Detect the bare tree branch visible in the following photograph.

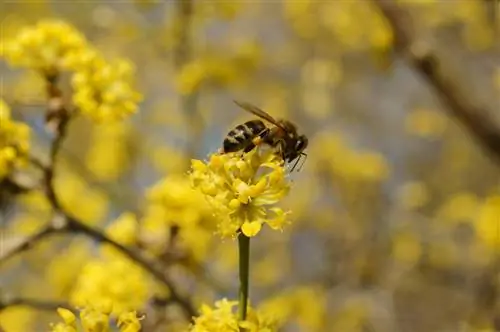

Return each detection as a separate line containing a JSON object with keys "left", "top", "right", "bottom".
{"left": 0, "top": 225, "right": 58, "bottom": 264}
{"left": 1, "top": 70, "right": 197, "bottom": 320}
{"left": 372, "top": 0, "right": 500, "bottom": 163}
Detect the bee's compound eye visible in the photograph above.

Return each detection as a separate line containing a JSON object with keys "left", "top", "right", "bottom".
{"left": 295, "top": 136, "right": 308, "bottom": 152}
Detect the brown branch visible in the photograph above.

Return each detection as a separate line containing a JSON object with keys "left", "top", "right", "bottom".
{"left": 0, "top": 225, "right": 59, "bottom": 264}
{"left": 66, "top": 218, "right": 196, "bottom": 318}
{"left": 1, "top": 69, "right": 197, "bottom": 319}
{"left": 372, "top": 0, "right": 500, "bottom": 163}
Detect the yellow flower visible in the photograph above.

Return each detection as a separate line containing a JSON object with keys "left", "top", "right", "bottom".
{"left": 80, "top": 306, "right": 111, "bottom": 332}
{"left": 0, "top": 99, "right": 31, "bottom": 179}
{"left": 189, "top": 298, "right": 279, "bottom": 332}
{"left": 70, "top": 255, "right": 151, "bottom": 315}
{"left": 50, "top": 308, "right": 77, "bottom": 332}
{"left": 117, "top": 311, "right": 143, "bottom": 332}
{"left": 49, "top": 306, "right": 142, "bottom": 332}
{"left": 140, "top": 175, "right": 217, "bottom": 261}
{"left": 71, "top": 49, "right": 143, "bottom": 122}
{"left": 1, "top": 20, "right": 88, "bottom": 71}
{"left": 190, "top": 148, "right": 292, "bottom": 238}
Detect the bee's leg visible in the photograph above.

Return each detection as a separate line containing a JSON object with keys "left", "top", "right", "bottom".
{"left": 249, "top": 128, "right": 270, "bottom": 148}
{"left": 243, "top": 142, "right": 256, "bottom": 153}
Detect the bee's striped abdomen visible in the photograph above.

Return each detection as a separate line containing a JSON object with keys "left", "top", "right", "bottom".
{"left": 223, "top": 120, "right": 266, "bottom": 153}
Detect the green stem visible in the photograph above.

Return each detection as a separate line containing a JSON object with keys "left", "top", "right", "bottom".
{"left": 238, "top": 233, "right": 250, "bottom": 323}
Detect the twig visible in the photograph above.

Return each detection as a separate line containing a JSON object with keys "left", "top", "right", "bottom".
{"left": 372, "top": 0, "right": 500, "bottom": 163}
{"left": 3, "top": 69, "right": 198, "bottom": 319}
{"left": 0, "top": 225, "right": 59, "bottom": 264}
{"left": 65, "top": 218, "right": 196, "bottom": 318}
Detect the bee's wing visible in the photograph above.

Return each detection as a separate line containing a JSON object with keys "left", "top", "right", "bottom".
{"left": 233, "top": 100, "right": 286, "bottom": 130}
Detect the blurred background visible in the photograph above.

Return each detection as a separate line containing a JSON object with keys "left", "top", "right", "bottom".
{"left": 0, "top": 0, "right": 499, "bottom": 331}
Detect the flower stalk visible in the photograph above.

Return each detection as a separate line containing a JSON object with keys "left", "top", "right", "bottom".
{"left": 238, "top": 232, "right": 250, "bottom": 323}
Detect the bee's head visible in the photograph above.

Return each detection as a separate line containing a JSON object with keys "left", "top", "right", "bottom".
{"left": 295, "top": 135, "right": 308, "bottom": 154}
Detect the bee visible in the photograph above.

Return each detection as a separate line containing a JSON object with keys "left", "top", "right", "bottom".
{"left": 221, "top": 100, "right": 308, "bottom": 171}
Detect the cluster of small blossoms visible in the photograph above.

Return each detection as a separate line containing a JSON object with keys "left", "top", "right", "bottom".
{"left": 140, "top": 176, "right": 217, "bottom": 262}
{"left": 1, "top": 20, "right": 142, "bottom": 123}
{"left": 50, "top": 305, "right": 142, "bottom": 332}
{"left": 189, "top": 298, "right": 279, "bottom": 332}
{"left": 69, "top": 49, "right": 143, "bottom": 122}
{"left": 189, "top": 148, "right": 291, "bottom": 238}
{"left": 0, "top": 20, "right": 87, "bottom": 72}
{"left": 0, "top": 99, "right": 31, "bottom": 179}
{"left": 70, "top": 213, "right": 151, "bottom": 315}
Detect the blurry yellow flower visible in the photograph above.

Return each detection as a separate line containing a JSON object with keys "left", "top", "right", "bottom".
{"left": 436, "top": 192, "right": 479, "bottom": 224}
{"left": 105, "top": 212, "right": 138, "bottom": 247}
{"left": 117, "top": 311, "right": 143, "bottom": 332}
{"left": 405, "top": 107, "right": 448, "bottom": 139}
{"left": 1, "top": 20, "right": 88, "bottom": 71}
{"left": 140, "top": 175, "right": 216, "bottom": 261}
{"left": 259, "top": 286, "right": 327, "bottom": 331}
{"left": 392, "top": 230, "right": 422, "bottom": 264}
{"left": 85, "top": 122, "right": 131, "bottom": 181}
{"left": 0, "top": 306, "right": 36, "bottom": 332}
{"left": 50, "top": 305, "right": 142, "bottom": 332}
{"left": 70, "top": 255, "right": 150, "bottom": 315}
{"left": 189, "top": 298, "right": 279, "bottom": 332}
{"left": 55, "top": 170, "right": 109, "bottom": 225}
{"left": 80, "top": 305, "right": 111, "bottom": 332}
{"left": 397, "top": 181, "right": 429, "bottom": 210}
{"left": 71, "top": 49, "right": 143, "bottom": 122}
{"left": 0, "top": 99, "right": 31, "bottom": 179}
{"left": 190, "top": 148, "right": 291, "bottom": 238}
{"left": 475, "top": 195, "right": 500, "bottom": 249}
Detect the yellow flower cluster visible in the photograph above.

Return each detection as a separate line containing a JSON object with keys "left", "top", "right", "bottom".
{"left": 189, "top": 298, "right": 279, "bottom": 332}
{"left": 283, "top": 1, "right": 392, "bottom": 50}
{"left": 190, "top": 148, "right": 291, "bottom": 238}
{"left": 0, "top": 99, "right": 30, "bottom": 179}
{"left": 311, "top": 133, "right": 390, "bottom": 182}
{"left": 1, "top": 20, "right": 87, "bottom": 72}
{"left": 176, "top": 42, "right": 261, "bottom": 94}
{"left": 70, "top": 49, "right": 143, "bottom": 122}
{"left": 258, "top": 286, "right": 327, "bottom": 331}
{"left": 1, "top": 19, "right": 142, "bottom": 123}
{"left": 70, "top": 214, "right": 149, "bottom": 315}
{"left": 140, "top": 176, "right": 217, "bottom": 262}
{"left": 50, "top": 306, "right": 142, "bottom": 332}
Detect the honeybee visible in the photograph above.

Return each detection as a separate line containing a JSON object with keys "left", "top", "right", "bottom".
{"left": 221, "top": 100, "right": 308, "bottom": 171}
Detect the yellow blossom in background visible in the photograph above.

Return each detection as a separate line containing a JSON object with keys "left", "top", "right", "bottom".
{"left": 397, "top": 181, "right": 430, "bottom": 210}
{"left": 85, "top": 122, "right": 132, "bottom": 181}
{"left": 259, "top": 286, "right": 327, "bottom": 331}
{"left": 50, "top": 305, "right": 142, "bottom": 332}
{"left": 435, "top": 192, "right": 479, "bottom": 224}
{"left": 105, "top": 212, "right": 139, "bottom": 247}
{"left": 140, "top": 176, "right": 216, "bottom": 261}
{"left": 475, "top": 195, "right": 500, "bottom": 250}
{"left": 392, "top": 230, "right": 422, "bottom": 264}
{"left": 71, "top": 49, "right": 143, "bottom": 122}
{"left": 189, "top": 298, "right": 279, "bottom": 332}
{"left": 55, "top": 169, "right": 109, "bottom": 225}
{"left": 70, "top": 255, "right": 151, "bottom": 316}
{"left": 0, "top": 99, "right": 31, "bottom": 179}
{"left": 405, "top": 107, "right": 448, "bottom": 139}
{"left": 0, "top": 306, "right": 36, "bottom": 332}
{"left": 176, "top": 42, "right": 260, "bottom": 94}
{"left": 46, "top": 240, "right": 91, "bottom": 296}
{"left": 190, "top": 148, "right": 292, "bottom": 238}
{"left": 1, "top": 20, "right": 88, "bottom": 72}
